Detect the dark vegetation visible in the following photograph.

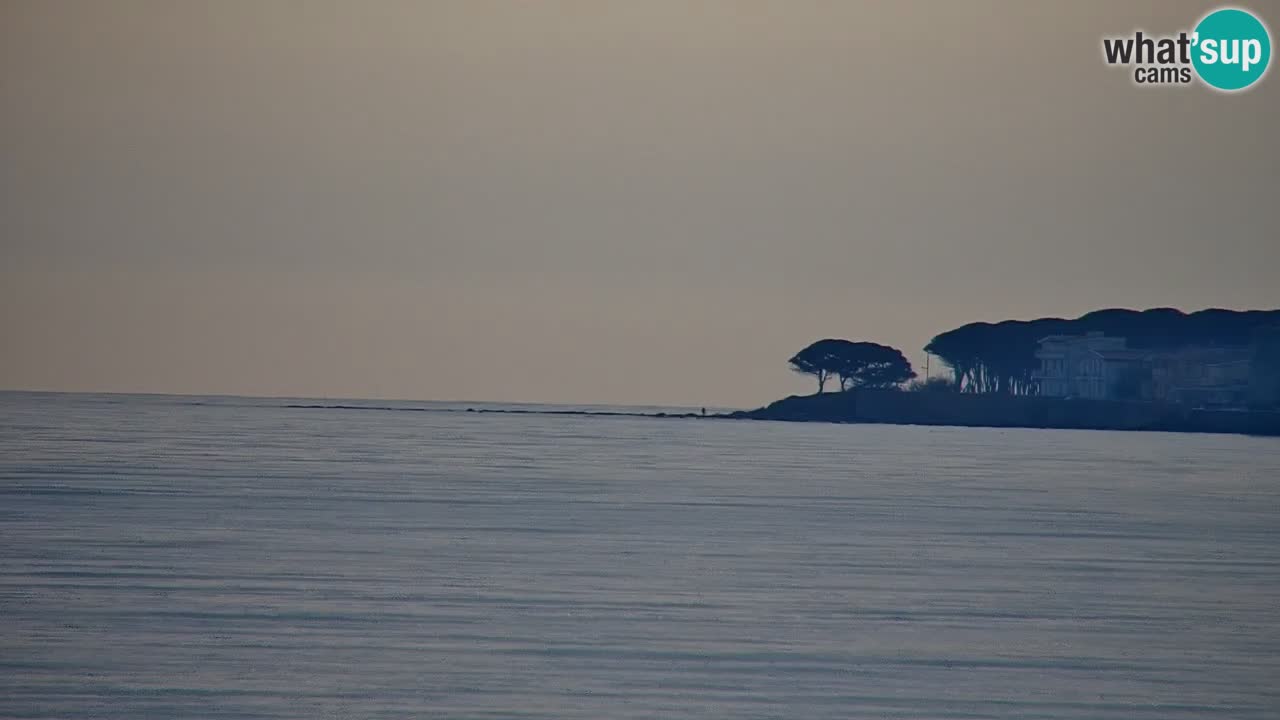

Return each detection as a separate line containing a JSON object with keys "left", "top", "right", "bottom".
{"left": 905, "top": 376, "right": 957, "bottom": 394}
{"left": 923, "top": 308, "right": 1280, "bottom": 395}
{"left": 785, "top": 308, "right": 1280, "bottom": 411}
{"left": 788, "top": 339, "right": 916, "bottom": 393}
{"left": 760, "top": 309, "right": 1280, "bottom": 434}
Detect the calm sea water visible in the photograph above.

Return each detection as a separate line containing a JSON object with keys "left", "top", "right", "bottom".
{"left": 2, "top": 391, "right": 1279, "bottom": 719}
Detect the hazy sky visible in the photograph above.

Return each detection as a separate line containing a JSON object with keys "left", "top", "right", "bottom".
{"left": 2, "top": 1, "right": 1277, "bottom": 406}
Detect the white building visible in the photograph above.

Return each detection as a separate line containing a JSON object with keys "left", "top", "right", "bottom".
{"left": 1149, "top": 347, "right": 1252, "bottom": 407}
{"left": 1033, "top": 333, "right": 1144, "bottom": 400}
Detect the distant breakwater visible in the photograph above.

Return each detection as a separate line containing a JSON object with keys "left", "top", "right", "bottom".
{"left": 283, "top": 403, "right": 711, "bottom": 419}
{"left": 282, "top": 395, "right": 1280, "bottom": 436}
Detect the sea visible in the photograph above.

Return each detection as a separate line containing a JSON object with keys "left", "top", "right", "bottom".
{"left": 2, "top": 391, "right": 1278, "bottom": 719}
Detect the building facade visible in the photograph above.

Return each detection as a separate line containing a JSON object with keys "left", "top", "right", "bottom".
{"left": 1034, "top": 333, "right": 1137, "bottom": 399}
{"left": 1035, "top": 334, "right": 1254, "bottom": 406}
{"left": 1148, "top": 347, "right": 1252, "bottom": 407}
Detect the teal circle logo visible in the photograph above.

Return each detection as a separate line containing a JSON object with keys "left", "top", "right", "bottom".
{"left": 1192, "top": 8, "right": 1271, "bottom": 91}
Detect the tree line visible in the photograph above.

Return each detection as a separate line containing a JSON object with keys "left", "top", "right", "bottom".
{"left": 787, "top": 308, "right": 1280, "bottom": 397}
{"left": 924, "top": 308, "right": 1280, "bottom": 394}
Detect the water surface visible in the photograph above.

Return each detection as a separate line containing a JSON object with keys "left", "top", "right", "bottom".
{"left": 2, "top": 392, "right": 1278, "bottom": 718}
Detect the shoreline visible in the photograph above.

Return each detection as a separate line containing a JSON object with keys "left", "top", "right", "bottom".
{"left": 281, "top": 396, "right": 1280, "bottom": 437}
{"left": 728, "top": 389, "right": 1280, "bottom": 437}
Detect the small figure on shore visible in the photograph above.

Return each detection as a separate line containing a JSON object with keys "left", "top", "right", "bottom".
{"left": 701, "top": 407, "right": 707, "bottom": 417}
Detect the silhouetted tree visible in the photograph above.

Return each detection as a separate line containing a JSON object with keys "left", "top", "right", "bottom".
{"left": 833, "top": 342, "right": 917, "bottom": 390}
{"left": 790, "top": 339, "right": 916, "bottom": 393}
{"left": 789, "top": 339, "right": 845, "bottom": 393}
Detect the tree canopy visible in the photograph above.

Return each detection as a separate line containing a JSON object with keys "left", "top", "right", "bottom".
{"left": 924, "top": 308, "right": 1280, "bottom": 395}
{"left": 789, "top": 339, "right": 916, "bottom": 393}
